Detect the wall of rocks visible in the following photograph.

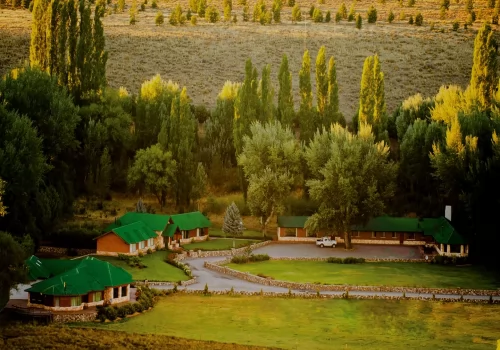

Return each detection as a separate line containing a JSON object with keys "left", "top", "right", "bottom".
{"left": 204, "top": 261, "right": 500, "bottom": 296}
{"left": 177, "top": 289, "right": 500, "bottom": 304}
{"left": 53, "top": 311, "right": 97, "bottom": 323}
{"left": 177, "top": 240, "right": 274, "bottom": 260}
{"left": 38, "top": 246, "right": 96, "bottom": 256}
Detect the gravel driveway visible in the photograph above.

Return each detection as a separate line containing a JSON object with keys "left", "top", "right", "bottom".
{"left": 252, "top": 243, "right": 422, "bottom": 259}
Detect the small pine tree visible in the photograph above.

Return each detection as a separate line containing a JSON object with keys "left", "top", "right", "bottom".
{"left": 230, "top": 286, "right": 235, "bottom": 295}
{"left": 197, "top": 0, "right": 206, "bottom": 17}
{"left": 465, "top": 0, "right": 473, "bottom": 12}
{"left": 173, "top": 284, "right": 178, "bottom": 293}
{"left": 355, "top": 13, "right": 362, "bottom": 28}
{"left": 309, "top": 4, "right": 315, "bottom": 17}
{"left": 452, "top": 20, "right": 459, "bottom": 31}
{"left": 191, "top": 15, "right": 197, "bottom": 24}
{"left": 130, "top": 0, "right": 137, "bottom": 24}
{"left": 136, "top": 198, "right": 148, "bottom": 212}
{"left": 388, "top": 9, "right": 394, "bottom": 23}
{"left": 288, "top": 0, "right": 295, "bottom": 6}
{"left": 222, "top": 202, "right": 245, "bottom": 246}
{"left": 206, "top": 5, "right": 220, "bottom": 23}
{"left": 204, "top": 283, "right": 210, "bottom": 296}
{"left": 325, "top": 10, "right": 331, "bottom": 22}
{"left": 272, "top": 0, "right": 281, "bottom": 23}
{"left": 415, "top": 12, "right": 423, "bottom": 25}
{"left": 224, "top": 4, "right": 231, "bottom": 21}
{"left": 367, "top": 5, "right": 377, "bottom": 23}
{"left": 312, "top": 8, "right": 323, "bottom": 22}
{"left": 488, "top": 295, "right": 493, "bottom": 304}
{"left": 288, "top": 288, "right": 293, "bottom": 297}
{"left": 335, "top": 11, "right": 342, "bottom": 22}
{"left": 408, "top": 15, "right": 413, "bottom": 24}
{"left": 292, "top": 4, "right": 302, "bottom": 22}
{"left": 402, "top": 291, "right": 406, "bottom": 298}
{"left": 118, "top": 0, "right": 125, "bottom": 12}
{"left": 441, "top": 0, "right": 450, "bottom": 9}
{"left": 260, "top": 288, "right": 264, "bottom": 296}
{"left": 140, "top": 3, "right": 145, "bottom": 11}
{"left": 348, "top": 4, "right": 355, "bottom": 21}
{"left": 407, "top": 0, "right": 415, "bottom": 6}
{"left": 186, "top": 8, "right": 192, "bottom": 20}
{"left": 151, "top": 0, "right": 157, "bottom": 8}
{"left": 155, "top": 11, "right": 164, "bottom": 25}
{"left": 339, "top": 2, "right": 347, "bottom": 18}
{"left": 243, "top": 4, "right": 250, "bottom": 21}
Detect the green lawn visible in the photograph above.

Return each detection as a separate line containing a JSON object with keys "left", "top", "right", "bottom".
{"left": 86, "top": 295, "right": 500, "bottom": 350}
{"left": 182, "top": 238, "right": 258, "bottom": 251}
{"left": 209, "top": 228, "right": 268, "bottom": 239}
{"left": 226, "top": 261, "right": 500, "bottom": 290}
{"left": 95, "top": 251, "right": 189, "bottom": 282}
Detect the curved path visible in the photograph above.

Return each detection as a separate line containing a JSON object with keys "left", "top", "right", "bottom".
{"left": 154, "top": 256, "right": 500, "bottom": 302}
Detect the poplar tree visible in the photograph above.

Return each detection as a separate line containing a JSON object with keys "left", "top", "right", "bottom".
{"left": 30, "top": 0, "right": 49, "bottom": 69}
{"left": 326, "top": 56, "right": 344, "bottom": 127}
{"left": 67, "top": 0, "right": 78, "bottom": 92}
{"left": 57, "top": 1, "right": 68, "bottom": 86}
{"left": 299, "top": 50, "right": 315, "bottom": 142}
{"left": 260, "top": 64, "right": 274, "bottom": 122}
{"left": 358, "top": 56, "right": 374, "bottom": 126}
{"left": 315, "top": 46, "right": 328, "bottom": 117}
{"left": 92, "top": 0, "right": 108, "bottom": 94}
{"left": 277, "top": 54, "right": 294, "bottom": 127}
{"left": 470, "top": 22, "right": 498, "bottom": 108}
{"left": 373, "top": 55, "right": 387, "bottom": 137}
{"left": 47, "top": 0, "right": 60, "bottom": 75}
{"left": 76, "top": 0, "right": 92, "bottom": 100}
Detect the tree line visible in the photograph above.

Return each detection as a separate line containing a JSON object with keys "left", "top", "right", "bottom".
{"left": 0, "top": 1, "right": 498, "bottom": 268}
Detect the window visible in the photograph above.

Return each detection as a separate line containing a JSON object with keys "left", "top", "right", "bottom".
{"left": 139, "top": 241, "right": 145, "bottom": 249}
{"left": 148, "top": 238, "right": 154, "bottom": 247}
{"left": 71, "top": 296, "right": 82, "bottom": 307}
{"left": 407, "top": 233, "right": 415, "bottom": 240}
{"left": 199, "top": 228, "right": 205, "bottom": 237}
{"left": 392, "top": 232, "right": 397, "bottom": 239}
{"left": 352, "top": 231, "right": 359, "bottom": 237}
{"left": 54, "top": 297, "right": 59, "bottom": 307}
{"left": 182, "top": 231, "right": 189, "bottom": 239}
{"left": 113, "top": 287, "right": 119, "bottom": 298}
{"left": 94, "top": 291, "right": 102, "bottom": 302}
{"left": 122, "top": 286, "right": 128, "bottom": 297}
{"left": 130, "top": 244, "right": 137, "bottom": 253}
{"left": 372, "top": 232, "right": 377, "bottom": 238}
{"left": 381, "top": 232, "right": 386, "bottom": 238}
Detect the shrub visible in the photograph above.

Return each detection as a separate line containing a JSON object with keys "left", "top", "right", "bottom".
{"left": 155, "top": 11, "right": 164, "bottom": 25}
{"left": 309, "top": 5, "right": 315, "bottom": 18}
{"left": 231, "top": 255, "right": 249, "bottom": 264}
{"left": 203, "top": 283, "right": 210, "bottom": 296}
{"left": 452, "top": 20, "right": 459, "bottom": 31}
{"left": 134, "top": 302, "right": 144, "bottom": 313}
{"left": 138, "top": 251, "right": 144, "bottom": 258}
{"left": 287, "top": 0, "right": 295, "bottom": 6}
{"left": 327, "top": 257, "right": 343, "bottom": 263}
{"left": 117, "top": 253, "right": 128, "bottom": 261}
{"left": 106, "top": 307, "right": 118, "bottom": 321}
{"left": 147, "top": 248, "right": 154, "bottom": 254}
{"left": 355, "top": 13, "right": 362, "bottom": 29}
{"left": 232, "top": 14, "right": 238, "bottom": 23}
{"left": 312, "top": 8, "right": 323, "bottom": 22}
{"left": 493, "top": 11, "right": 499, "bottom": 25}
{"left": 407, "top": 0, "right": 415, "bottom": 6}
{"left": 151, "top": 0, "right": 157, "bottom": 8}
{"left": 116, "top": 306, "right": 127, "bottom": 318}
{"left": 191, "top": 15, "right": 197, "bottom": 25}
{"left": 367, "top": 5, "right": 377, "bottom": 23}
{"left": 338, "top": 2, "right": 347, "bottom": 18}
{"left": 327, "top": 257, "right": 365, "bottom": 264}
{"left": 348, "top": 5, "right": 355, "bottom": 21}
{"left": 140, "top": 3, "right": 145, "bottom": 11}
{"left": 325, "top": 10, "right": 331, "bottom": 22}
{"left": 388, "top": 9, "right": 394, "bottom": 22}
{"left": 399, "top": 11, "right": 405, "bottom": 20}
{"left": 186, "top": 9, "right": 192, "bottom": 20}
{"left": 292, "top": 4, "right": 302, "bottom": 22}
{"left": 414, "top": 12, "right": 423, "bottom": 25}
{"left": 249, "top": 254, "right": 270, "bottom": 262}
{"left": 408, "top": 15, "right": 413, "bottom": 24}
{"left": 335, "top": 11, "right": 342, "bottom": 22}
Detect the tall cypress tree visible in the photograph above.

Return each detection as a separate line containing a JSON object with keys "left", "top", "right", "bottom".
{"left": 92, "top": 0, "right": 108, "bottom": 94}
{"left": 67, "top": 0, "right": 78, "bottom": 93}
{"left": 76, "top": 0, "right": 93, "bottom": 101}
{"left": 47, "top": 0, "right": 60, "bottom": 75}
{"left": 260, "top": 64, "right": 274, "bottom": 122}
{"left": 57, "top": 1, "right": 68, "bottom": 86}
{"left": 358, "top": 56, "right": 374, "bottom": 127}
{"left": 277, "top": 54, "right": 294, "bottom": 127}
{"left": 30, "top": 0, "right": 49, "bottom": 69}
{"left": 299, "top": 49, "right": 315, "bottom": 142}
{"left": 326, "top": 56, "right": 343, "bottom": 127}
{"left": 470, "top": 22, "right": 498, "bottom": 108}
{"left": 315, "top": 46, "right": 328, "bottom": 117}
{"left": 373, "top": 55, "right": 387, "bottom": 139}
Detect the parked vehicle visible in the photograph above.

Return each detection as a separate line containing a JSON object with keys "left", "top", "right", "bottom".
{"left": 316, "top": 236, "right": 337, "bottom": 248}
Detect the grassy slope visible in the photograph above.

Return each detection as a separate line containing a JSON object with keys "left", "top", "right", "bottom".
{"left": 85, "top": 295, "right": 500, "bottom": 350}
{"left": 227, "top": 261, "right": 500, "bottom": 289}
{"left": 0, "top": 323, "right": 276, "bottom": 350}
{"left": 182, "top": 238, "right": 258, "bottom": 251}
{"left": 96, "top": 251, "right": 189, "bottom": 282}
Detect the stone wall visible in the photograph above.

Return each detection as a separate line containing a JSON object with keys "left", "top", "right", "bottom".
{"left": 96, "top": 245, "right": 157, "bottom": 257}
{"left": 28, "top": 302, "right": 84, "bottom": 312}
{"left": 177, "top": 289, "right": 500, "bottom": 304}
{"left": 212, "top": 256, "right": 427, "bottom": 263}
{"left": 179, "top": 235, "right": 209, "bottom": 244}
{"left": 277, "top": 237, "right": 318, "bottom": 242}
{"left": 176, "top": 240, "right": 273, "bottom": 261}
{"left": 38, "top": 246, "right": 96, "bottom": 256}
{"left": 53, "top": 311, "right": 97, "bottom": 323}
{"left": 204, "top": 261, "right": 500, "bottom": 296}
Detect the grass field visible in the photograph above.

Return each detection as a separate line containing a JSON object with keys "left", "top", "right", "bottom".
{"left": 0, "top": 3, "right": 486, "bottom": 119}
{"left": 0, "top": 323, "right": 276, "bottom": 350}
{"left": 182, "top": 238, "right": 258, "bottom": 250}
{"left": 226, "top": 260, "right": 500, "bottom": 289}
{"left": 83, "top": 294, "right": 500, "bottom": 350}
{"left": 95, "top": 251, "right": 189, "bottom": 282}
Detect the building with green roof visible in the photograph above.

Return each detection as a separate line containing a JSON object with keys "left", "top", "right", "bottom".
{"left": 98, "top": 211, "right": 212, "bottom": 254}
{"left": 25, "top": 256, "right": 133, "bottom": 311}
{"left": 277, "top": 214, "right": 469, "bottom": 256}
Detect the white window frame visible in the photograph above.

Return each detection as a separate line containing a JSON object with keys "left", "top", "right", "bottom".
{"left": 372, "top": 232, "right": 377, "bottom": 238}
{"left": 148, "top": 238, "right": 154, "bottom": 247}
{"left": 54, "top": 296, "right": 59, "bottom": 307}
{"left": 139, "top": 241, "right": 145, "bottom": 249}
{"left": 381, "top": 232, "right": 386, "bottom": 238}
{"left": 392, "top": 232, "right": 397, "bottom": 239}
{"left": 407, "top": 233, "right": 415, "bottom": 240}
{"left": 130, "top": 244, "right": 137, "bottom": 253}
{"left": 71, "top": 296, "right": 82, "bottom": 307}
{"left": 94, "top": 291, "right": 102, "bottom": 302}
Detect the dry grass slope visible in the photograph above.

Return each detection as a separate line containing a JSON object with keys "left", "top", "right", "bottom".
{"left": 1, "top": 0, "right": 493, "bottom": 118}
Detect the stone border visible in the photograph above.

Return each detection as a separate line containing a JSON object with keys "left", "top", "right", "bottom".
{"left": 176, "top": 240, "right": 273, "bottom": 260}
{"left": 204, "top": 260, "right": 500, "bottom": 296}
{"left": 52, "top": 311, "right": 97, "bottom": 323}
{"left": 177, "top": 289, "right": 500, "bottom": 304}
{"left": 39, "top": 246, "right": 96, "bottom": 256}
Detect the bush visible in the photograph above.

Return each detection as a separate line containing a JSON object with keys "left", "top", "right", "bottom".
{"left": 335, "top": 11, "right": 342, "bottom": 22}
{"left": 191, "top": 15, "right": 197, "bottom": 25}
{"left": 367, "top": 5, "right": 377, "bottom": 23}
{"left": 388, "top": 10, "right": 394, "bottom": 23}
{"left": 134, "top": 302, "right": 144, "bottom": 313}
{"left": 414, "top": 12, "right": 423, "bottom": 25}
{"left": 151, "top": 0, "right": 157, "bottom": 8}
{"left": 138, "top": 251, "right": 144, "bottom": 258}
{"left": 249, "top": 254, "right": 270, "bottom": 262}
{"left": 116, "top": 306, "right": 127, "bottom": 318}
{"left": 287, "top": 0, "right": 294, "bottom": 6}
{"left": 355, "top": 13, "right": 362, "bottom": 29}
{"left": 140, "top": 3, "right": 145, "bottom": 11}
{"left": 408, "top": 15, "right": 413, "bottom": 24}
{"left": 325, "top": 10, "right": 331, "bottom": 22}
{"left": 312, "top": 8, "right": 323, "bottom": 22}
{"left": 292, "top": 4, "right": 302, "bottom": 22}
{"left": 106, "top": 307, "right": 118, "bottom": 321}
{"left": 452, "top": 20, "right": 459, "bottom": 31}
{"left": 327, "top": 257, "right": 365, "bottom": 264}
{"left": 326, "top": 257, "right": 343, "bottom": 263}
{"left": 407, "top": 0, "right": 415, "bottom": 6}
{"left": 231, "top": 255, "right": 249, "bottom": 264}
{"left": 206, "top": 5, "right": 220, "bottom": 23}
{"left": 309, "top": 5, "right": 315, "bottom": 18}
{"left": 191, "top": 104, "right": 211, "bottom": 124}
{"left": 155, "top": 11, "right": 164, "bottom": 25}
{"left": 147, "top": 248, "right": 153, "bottom": 254}
{"left": 164, "top": 257, "right": 192, "bottom": 277}
{"left": 431, "top": 255, "right": 468, "bottom": 265}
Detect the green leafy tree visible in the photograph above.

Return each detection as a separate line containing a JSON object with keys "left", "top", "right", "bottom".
{"left": 470, "top": 22, "right": 498, "bottom": 108}
{"left": 304, "top": 124, "right": 397, "bottom": 249}
{"left": 238, "top": 121, "right": 302, "bottom": 235}
{"left": 128, "top": 144, "right": 177, "bottom": 209}
{"left": 277, "top": 54, "right": 295, "bottom": 127}
{"left": 191, "top": 163, "right": 208, "bottom": 211}
{"left": 326, "top": 56, "right": 345, "bottom": 127}
{"left": 299, "top": 50, "right": 315, "bottom": 142}
{"left": 222, "top": 202, "right": 245, "bottom": 246}
{"left": 316, "top": 46, "right": 328, "bottom": 116}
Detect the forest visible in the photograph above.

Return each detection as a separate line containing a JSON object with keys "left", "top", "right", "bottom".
{"left": 0, "top": 0, "right": 499, "bottom": 278}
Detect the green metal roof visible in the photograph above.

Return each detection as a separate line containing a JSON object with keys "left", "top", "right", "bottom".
{"left": 351, "top": 216, "right": 422, "bottom": 233}
{"left": 108, "top": 212, "right": 171, "bottom": 232}
{"left": 109, "top": 221, "right": 157, "bottom": 244}
{"left": 420, "top": 217, "right": 466, "bottom": 244}
{"left": 170, "top": 212, "right": 211, "bottom": 231}
{"left": 277, "top": 216, "right": 310, "bottom": 228}
{"left": 26, "top": 257, "right": 132, "bottom": 296}
{"left": 25, "top": 256, "right": 82, "bottom": 281}
{"left": 163, "top": 223, "right": 179, "bottom": 237}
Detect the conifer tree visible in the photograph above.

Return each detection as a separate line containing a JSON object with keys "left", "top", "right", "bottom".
{"left": 299, "top": 50, "right": 315, "bottom": 142}
{"left": 373, "top": 55, "right": 386, "bottom": 131}
{"left": 47, "top": 0, "right": 60, "bottom": 75}
{"left": 136, "top": 197, "right": 148, "bottom": 213}
{"left": 57, "top": 1, "right": 68, "bottom": 85}
{"left": 326, "top": 56, "right": 344, "bottom": 126}
{"left": 67, "top": 0, "right": 78, "bottom": 91}
{"left": 92, "top": 0, "right": 108, "bottom": 94}
{"left": 358, "top": 56, "right": 374, "bottom": 127}
{"left": 30, "top": 0, "right": 49, "bottom": 69}
{"left": 277, "top": 54, "right": 294, "bottom": 127}
{"left": 76, "top": 0, "right": 93, "bottom": 100}
{"left": 315, "top": 46, "right": 328, "bottom": 117}
{"left": 260, "top": 64, "right": 274, "bottom": 122}
{"left": 222, "top": 202, "right": 245, "bottom": 246}
{"left": 470, "top": 22, "right": 498, "bottom": 108}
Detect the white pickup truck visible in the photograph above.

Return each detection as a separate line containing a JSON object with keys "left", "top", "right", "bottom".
{"left": 316, "top": 236, "right": 337, "bottom": 248}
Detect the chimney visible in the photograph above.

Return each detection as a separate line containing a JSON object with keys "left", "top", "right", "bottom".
{"left": 445, "top": 206, "right": 452, "bottom": 221}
